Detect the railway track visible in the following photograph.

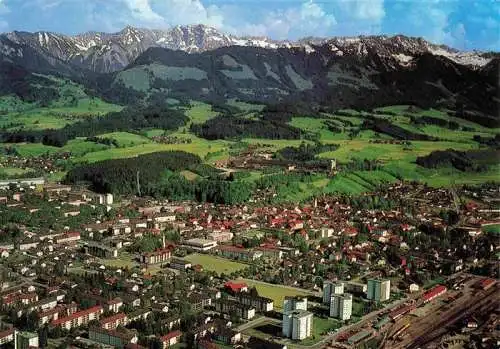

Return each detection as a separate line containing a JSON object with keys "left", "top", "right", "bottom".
{"left": 383, "top": 286, "right": 498, "bottom": 349}
{"left": 403, "top": 287, "right": 498, "bottom": 349}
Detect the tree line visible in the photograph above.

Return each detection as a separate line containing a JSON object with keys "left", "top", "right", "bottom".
{"left": 64, "top": 151, "right": 253, "bottom": 204}
{"left": 1, "top": 104, "right": 188, "bottom": 147}
{"left": 190, "top": 115, "right": 302, "bottom": 140}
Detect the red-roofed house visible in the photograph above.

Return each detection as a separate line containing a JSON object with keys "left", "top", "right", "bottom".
{"left": 0, "top": 328, "right": 14, "bottom": 345}
{"left": 52, "top": 306, "right": 103, "bottom": 330}
{"left": 100, "top": 312, "right": 128, "bottom": 330}
{"left": 141, "top": 248, "right": 171, "bottom": 265}
{"left": 159, "top": 330, "right": 182, "bottom": 348}
{"left": 2, "top": 292, "right": 38, "bottom": 306}
{"left": 105, "top": 298, "right": 123, "bottom": 313}
{"left": 478, "top": 278, "right": 496, "bottom": 290}
{"left": 343, "top": 227, "right": 358, "bottom": 237}
{"left": 56, "top": 232, "right": 81, "bottom": 244}
{"left": 224, "top": 282, "right": 248, "bottom": 294}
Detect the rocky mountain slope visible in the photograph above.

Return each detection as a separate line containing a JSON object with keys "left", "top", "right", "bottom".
{"left": 0, "top": 25, "right": 495, "bottom": 73}
{"left": 94, "top": 44, "right": 497, "bottom": 124}
{"left": 0, "top": 25, "right": 497, "bottom": 126}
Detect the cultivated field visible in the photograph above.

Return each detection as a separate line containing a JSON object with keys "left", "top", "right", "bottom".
{"left": 3, "top": 101, "right": 498, "bottom": 198}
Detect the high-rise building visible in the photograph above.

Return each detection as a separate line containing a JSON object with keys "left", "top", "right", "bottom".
{"left": 329, "top": 293, "right": 353, "bottom": 320}
{"left": 322, "top": 281, "right": 344, "bottom": 304}
{"left": 283, "top": 296, "right": 308, "bottom": 312}
{"left": 367, "top": 279, "right": 390, "bottom": 302}
{"left": 282, "top": 310, "right": 313, "bottom": 340}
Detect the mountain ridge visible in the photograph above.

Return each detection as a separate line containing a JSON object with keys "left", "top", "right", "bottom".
{"left": 1, "top": 25, "right": 496, "bottom": 74}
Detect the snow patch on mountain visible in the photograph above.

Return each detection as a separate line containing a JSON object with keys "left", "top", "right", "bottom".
{"left": 0, "top": 25, "right": 494, "bottom": 73}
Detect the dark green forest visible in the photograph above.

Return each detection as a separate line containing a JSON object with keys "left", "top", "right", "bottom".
{"left": 64, "top": 151, "right": 253, "bottom": 204}
{"left": 1, "top": 104, "right": 188, "bottom": 146}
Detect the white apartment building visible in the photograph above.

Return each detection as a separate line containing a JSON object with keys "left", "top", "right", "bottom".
{"left": 367, "top": 279, "right": 390, "bottom": 302}
{"left": 283, "top": 296, "right": 308, "bottom": 312}
{"left": 323, "top": 281, "right": 344, "bottom": 304}
{"left": 330, "top": 293, "right": 353, "bottom": 320}
{"left": 282, "top": 310, "right": 313, "bottom": 340}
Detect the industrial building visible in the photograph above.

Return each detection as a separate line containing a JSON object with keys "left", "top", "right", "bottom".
{"left": 422, "top": 285, "right": 447, "bottom": 303}
{"left": 183, "top": 238, "right": 218, "bottom": 251}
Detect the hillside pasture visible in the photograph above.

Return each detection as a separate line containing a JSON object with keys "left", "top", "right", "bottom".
{"left": 97, "top": 132, "right": 152, "bottom": 147}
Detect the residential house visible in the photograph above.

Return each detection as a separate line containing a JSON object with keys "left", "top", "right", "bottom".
{"left": 51, "top": 305, "right": 103, "bottom": 330}
{"left": 188, "top": 293, "right": 212, "bottom": 312}
{"left": 89, "top": 327, "right": 138, "bottom": 348}
{"left": 56, "top": 232, "right": 81, "bottom": 245}
{"left": 100, "top": 313, "right": 128, "bottom": 330}
{"left": 224, "top": 281, "right": 248, "bottom": 294}
{"left": 217, "top": 245, "right": 262, "bottom": 261}
{"left": 159, "top": 330, "right": 182, "bottom": 348}
{"left": 214, "top": 299, "right": 255, "bottom": 320}
{"left": 141, "top": 248, "right": 171, "bottom": 265}
{"left": 213, "top": 327, "right": 241, "bottom": 345}
{"left": 207, "top": 231, "right": 233, "bottom": 242}
{"left": 255, "top": 246, "right": 283, "bottom": 260}
{"left": 105, "top": 298, "right": 124, "bottom": 313}
{"left": 0, "top": 328, "right": 14, "bottom": 346}
{"left": 235, "top": 293, "right": 273, "bottom": 312}
{"left": 170, "top": 259, "right": 192, "bottom": 271}
{"left": 159, "top": 315, "right": 181, "bottom": 330}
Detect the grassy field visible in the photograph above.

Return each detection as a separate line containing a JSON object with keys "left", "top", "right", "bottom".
{"left": 180, "top": 170, "right": 200, "bottom": 181}
{"left": 482, "top": 224, "right": 500, "bottom": 235}
{"left": 0, "top": 167, "right": 33, "bottom": 177}
{"left": 240, "top": 279, "right": 314, "bottom": 310}
{"left": 98, "top": 253, "right": 137, "bottom": 270}
{"left": 299, "top": 317, "right": 343, "bottom": 346}
{"left": 97, "top": 132, "right": 153, "bottom": 147}
{"left": 183, "top": 253, "right": 248, "bottom": 274}
{"left": 79, "top": 138, "right": 229, "bottom": 163}
{"left": 0, "top": 81, "right": 122, "bottom": 131}
{"left": 1, "top": 100, "right": 498, "bottom": 195}
{"left": 185, "top": 102, "right": 219, "bottom": 124}
{"left": 5, "top": 143, "right": 59, "bottom": 156}
{"left": 318, "top": 140, "right": 478, "bottom": 162}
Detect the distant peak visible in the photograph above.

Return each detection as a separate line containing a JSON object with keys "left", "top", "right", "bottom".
{"left": 120, "top": 25, "right": 140, "bottom": 34}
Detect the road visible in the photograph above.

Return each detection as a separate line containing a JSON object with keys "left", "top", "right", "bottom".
{"left": 236, "top": 316, "right": 280, "bottom": 332}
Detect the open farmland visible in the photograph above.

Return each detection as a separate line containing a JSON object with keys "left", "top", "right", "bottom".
{"left": 183, "top": 253, "right": 248, "bottom": 274}
{"left": 2, "top": 101, "right": 498, "bottom": 198}
{"left": 97, "top": 132, "right": 153, "bottom": 147}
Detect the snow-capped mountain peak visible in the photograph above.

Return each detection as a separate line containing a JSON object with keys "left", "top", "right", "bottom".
{"left": 0, "top": 25, "right": 494, "bottom": 73}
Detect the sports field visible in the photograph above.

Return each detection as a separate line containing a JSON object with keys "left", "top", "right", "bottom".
{"left": 183, "top": 253, "right": 248, "bottom": 274}
{"left": 240, "top": 279, "right": 314, "bottom": 310}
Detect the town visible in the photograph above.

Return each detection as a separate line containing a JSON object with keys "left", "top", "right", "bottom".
{"left": 0, "top": 180, "right": 498, "bottom": 349}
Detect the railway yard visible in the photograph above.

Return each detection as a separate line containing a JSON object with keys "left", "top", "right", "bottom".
{"left": 325, "top": 273, "right": 499, "bottom": 349}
